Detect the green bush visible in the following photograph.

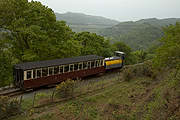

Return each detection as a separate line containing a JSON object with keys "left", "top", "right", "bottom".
{"left": 0, "top": 96, "right": 21, "bottom": 119}
{"left": 123, "top": 61, "right": 158, "bottom": 81}
{"left": 56, "top": 79, "right": 76, "bottom": 98}
{"left": 123, "top": 68, "right": 134, "bottom": 82}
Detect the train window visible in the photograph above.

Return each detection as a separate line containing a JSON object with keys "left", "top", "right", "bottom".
{"left": 42, "top": 68, "right": 48, "bottom": 77}
{"left": 74, "top": 63, "right": 78, "bottom": 71}
{"left": 95, "top": 60, "right": 98, "bottom": 67}
{"left": 99, "top": 60, "right": 101, "bottom": 66}
{"left": 98, "top": 60, "right": 101, "bottom": 67}
{"left": 87, "top": 61, "right": 91, "bottom": 69}
{"left": 48, "top": 67, "right": 54, "bottom": 76}
{"left": 27, "top": 70, "right": 32, "bottom": 80}
{"left": 83, "top": 62, "right": 88, "bottom": 69}
{"left": 64, "top": 65, "right": 69, "bottom": 73}
{"left": 54, "top": 66, "right": 59, "bottom": 75}
{"left": 36, "top": 69, "right": 42, "bottom": 78}
{"left": 101, "top": 60, "right": 104, "bottom": 66}
{"left": 59, "top": 66, "right": 64, "bottom": 73}
{"left": 69, "top": 64, "right": 74, "bottom": 72}
{"left": 99, "top": 60, "right": 103, "bottom": 66}
{"left": 33, "top": 69, "right": 36, "bottom": 78}
{"left": 78, "top": 63, "right": 83, "bottom": 70}
{"left": 91, "top": 61, "right": 95, "bottom": 68}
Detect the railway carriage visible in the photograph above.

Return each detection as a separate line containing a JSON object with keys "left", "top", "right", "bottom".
{"left": 13, "top": 55, "right": 105, "bottom": 90}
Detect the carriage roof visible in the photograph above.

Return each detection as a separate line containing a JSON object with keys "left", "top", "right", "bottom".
{"left": 14, "top": 55, "right": 104, "bottom": 70}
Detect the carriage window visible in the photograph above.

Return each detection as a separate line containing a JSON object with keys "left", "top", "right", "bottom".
{"left": 83, "top": 62, "right": 88, "bottom": 69}
{"left": 98, "top": 60, "right": 101, "bottom": 66}
{"left": 74, "top": 63, "right": 78, "bottom": 71}
{"left": 64, "top": 65, "right": 69, "bottom": 73}
{"left": 98, "top": 60, "right": 102, "bottom": 66}
{"left": 99, "top": 60, "right": 101, "bottom": 66}
{"left": 49, "top": 67, "right": 54, "bottom": 75}
{"left": 69, "top": 64, "right": 74, "bottom": 72}
{"left": 98, "top": 60, "right": 101, "bottom": 67}
{"left": 54, "top": 66, "right": 59, "bottom": 75}
{"left": 27, "top": 71, "right": 32, "bottom": 79}
{"left": 95, "top": 60, "right": 98, "bottom": 67}
{"left": 33, "top": 69, "right": 36, "bottom": 78}
{"left": 78, "top": 63, "right": 83, "bottom": 70}
{"left": 100, "top": 60, "right": 104, "bottom": 66}
{"left": 87, "top": 61, "right": 91, "bottom": 69}
{"left": 37, "top": 69, "right": 42, "bottom": 78}
{"left": 91, "top": 61, "right": 95, "bottom": 68}
{"left": 42, "top": 68, "right": 48, "bottom": 77}
{"left": 59, "top": 66, "right": 64, "bottom": 73}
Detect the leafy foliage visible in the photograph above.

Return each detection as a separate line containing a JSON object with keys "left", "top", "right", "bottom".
{"left": 56, "top": 79, "right": 76, "bottom": 98}
{"left": 0, "top": 0, "right": 82, "bottom": 86}
{"left": 74, "top": 32, "right": 113, "bottom": 57}
{"left": 0, "top": 32, "right": 13, "bottom": 87}
{"left": 0, "top": 96, "right": 21, "bottom": 119}
{"left": 133, "top": 50, "right": 147, "bottom": 63}
{"left": 153, "top": 22, "right": 180, "bottom": 68}
{"left": 123, "top": 61, "right": 158, "bottom": 82}
{"left": 113, "top": 41, "right": 136, "bottom": 64}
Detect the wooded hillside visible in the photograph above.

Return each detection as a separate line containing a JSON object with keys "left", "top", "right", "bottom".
{"left": 99, "top": 18, "right": 180, "bottom": 50}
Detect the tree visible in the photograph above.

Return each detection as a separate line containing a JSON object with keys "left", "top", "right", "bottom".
{"left": 0, "top": 0, "right": 82, "bottom": 86}
{"left": 74, "top": 32, "right": 113, "bottom": 57}
{"left": 113, "top": 41, "right": 136, "bottom": 64}
{"left": 0, "top": 0, "right": 82, "bottom": 62}
{"left": 133, "top": 50, "right": 147, "bottom": 63}
{"left": 0, "top": 33, "right": 13, "bottom": 86}
{"left": 153, "top": 22, "right": 180, "bottom": 68}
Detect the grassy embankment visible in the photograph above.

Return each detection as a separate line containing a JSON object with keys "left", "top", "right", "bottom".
{"left": 10, "top": 62, "right": 180, "bottom": 120}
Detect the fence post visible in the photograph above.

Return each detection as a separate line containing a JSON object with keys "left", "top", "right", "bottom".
{"left": 33, "top": 92, "right": 36, "bottom": 107}
{"left": 19, "top": 95, "right": 23, "bottom": 107}
{"left": 51, "top": 89, "right": 55, "bottom": 102}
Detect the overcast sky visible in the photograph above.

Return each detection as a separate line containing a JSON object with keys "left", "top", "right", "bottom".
{"left": 31, "top": 0, "right": 180, "bottom": 21}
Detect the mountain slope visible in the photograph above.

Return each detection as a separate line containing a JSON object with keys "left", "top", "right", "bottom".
{"left": 99, "top": 18, "right": 180, "bottom": 50}
{"left": 55, "top": 12, "right": 119, "bottom": 32}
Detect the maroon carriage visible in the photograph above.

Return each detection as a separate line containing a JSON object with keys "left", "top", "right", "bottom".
{"left": 13, "top": 55, "right": 105, "bottom": 90}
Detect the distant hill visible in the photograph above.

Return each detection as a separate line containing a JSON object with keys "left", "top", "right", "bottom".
{"left": 55, "top": 12, "right": 119, "bottom": 32}
{"left": 136, "top": 18, "right": 180, "bottom": 27}
{"left": 99, "top": 18, "right": 180, "bottom": 50}
{"left": 55, "top": 12, "right": 180, "bottom": 50}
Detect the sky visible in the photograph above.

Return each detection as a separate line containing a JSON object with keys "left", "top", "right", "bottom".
{"left": 31, "top": 0, "right": 180, "bottom": 21}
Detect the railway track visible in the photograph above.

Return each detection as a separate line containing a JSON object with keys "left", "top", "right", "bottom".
{"left": 0, "top": 88, "right": 23, "bottom": 97}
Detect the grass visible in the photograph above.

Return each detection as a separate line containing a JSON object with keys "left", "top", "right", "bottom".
{"left": 9, "top": 69, "right": 180, "bottom": 120}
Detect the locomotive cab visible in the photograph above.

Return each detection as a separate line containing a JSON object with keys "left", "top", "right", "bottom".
{"left": 114, "top": 51, "right": 125, "bottom": 58}
{"left": 105, "top": 51, "right": 125, "bottom": 69}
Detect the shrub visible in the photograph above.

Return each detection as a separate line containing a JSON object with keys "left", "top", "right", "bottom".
{"left": 0, "top": 96, "right": 21, "bottom": 119}
{"left": 123, "top": 68, "right": 134, "bottom": 82}
{"left": 56, "top": 79, "right": 76, "bottom": 98}
{"left": 123, "top": 61, "right": 158, "bottom": 81}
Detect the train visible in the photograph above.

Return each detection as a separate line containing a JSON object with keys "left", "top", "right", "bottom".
{"left": 13, "top": 51, "right": 125, "bottom": 90}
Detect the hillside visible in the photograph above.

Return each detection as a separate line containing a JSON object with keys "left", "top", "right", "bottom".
{"left": 55, "top": 12, "right": 119, "bottom": 33}
{"left": 99, "top": 18, "right": 180, "bottom": 50}
{"left": 55, "top": 13, "right": 180, "bottom": 50}
{"left": 9, "top": 62, "right": 180, "bottom": 120}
